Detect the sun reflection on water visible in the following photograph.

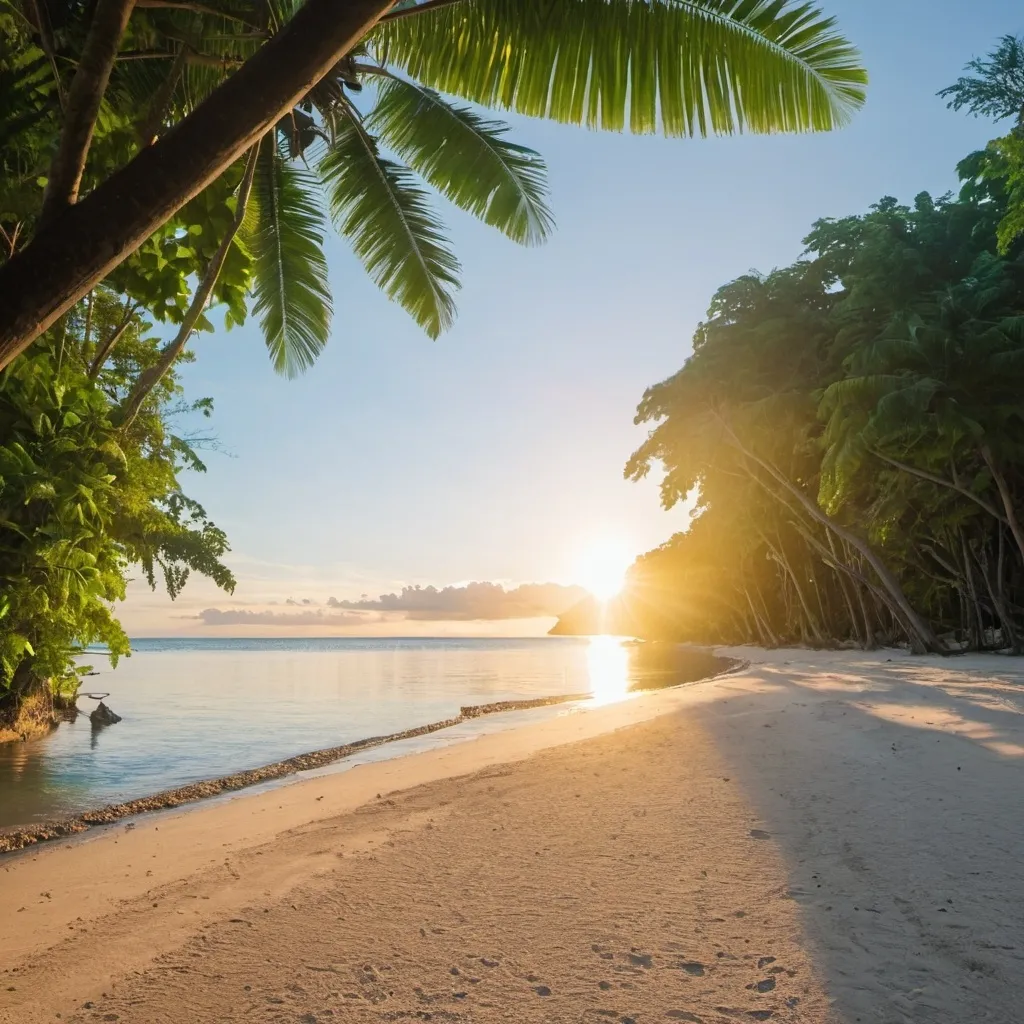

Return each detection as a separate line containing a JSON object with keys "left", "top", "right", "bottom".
{"left": 586, "top": 635, "right": 632, "bottom": 705}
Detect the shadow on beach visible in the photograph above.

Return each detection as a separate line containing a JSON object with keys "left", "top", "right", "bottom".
{"left": 688, "top": 651, "right": 1024, "bottom": 1023}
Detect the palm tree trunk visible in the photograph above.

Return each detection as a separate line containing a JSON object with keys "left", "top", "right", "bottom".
{"left": 0, "top": 0, "right": 393, "bottom": 367}
{"left": 40, "top": 0, "right": 136, "bottom": 224}
{"left": 743, "top": 584, "right": 777, "bottom": 648}
{"left": 981, "top": 446, "right": 1024, "bottom": 567}
{"left": 960, "top": 533, "right": 985, "bottom": 650}
{"left": 970, "top": 538, "right": 1020, "bottom": 653}
{"left": 756, "top": 526, "right": 824, "bottom": 644}
{"left": 855, "top": 582, "right": 876, "bottom": 649}
{"left": 832, "top": 558, "right": 861, "bottom": 644}
{"left": 726, "top": 430, "right": 944, "bottom": 654}
{"left": 827, "top": 532, "right": 861, "bottom": 645}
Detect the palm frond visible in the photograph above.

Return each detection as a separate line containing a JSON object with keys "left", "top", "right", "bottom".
{"left": 372, "top": 0, "right": 867, "bottom": 137}
{"left": 320, "top": 112, "right": 460, "bottom": 338}
{"left": 250, "top": 145, "right": 333, "bottom": 376}
{"left": 365, "top": 72, "right": 553, "bottom": 245}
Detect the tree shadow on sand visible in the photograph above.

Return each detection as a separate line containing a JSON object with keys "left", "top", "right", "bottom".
{"left": 690, "top": 653, "right": 1024, "bottom": 1023}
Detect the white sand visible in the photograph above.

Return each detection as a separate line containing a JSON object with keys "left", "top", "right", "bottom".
{"left": 2, "top": 647, "right": 1023, "bottom": 1023}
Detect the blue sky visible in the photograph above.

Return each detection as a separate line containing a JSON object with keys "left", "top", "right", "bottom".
{"left": 123, "top": 0, "right": 1023, "bottom": 635}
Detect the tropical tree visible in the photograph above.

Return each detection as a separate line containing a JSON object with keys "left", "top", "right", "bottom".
{"left": 942, "top": 35, "right": 1024, "bottom": 252}
{"left": 0, "top": 291, "right": 234, "bottom": 737}
{"left": 0, "top": 0, "right": 868, "bottom": 370}
{"left": 605, "top": 114, "right": 1024, "bottom": 655}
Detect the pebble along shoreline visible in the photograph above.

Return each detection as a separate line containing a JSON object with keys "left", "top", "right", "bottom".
{"left": 0, "top": 653, "right": 744, "bottom": 855}
{"left": 0, "top": 693, "right": 586, "bottom": 855}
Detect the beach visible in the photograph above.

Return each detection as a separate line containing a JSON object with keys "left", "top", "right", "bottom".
{"left": 3, "top": 647, "right": 1024, "bottom": 1023}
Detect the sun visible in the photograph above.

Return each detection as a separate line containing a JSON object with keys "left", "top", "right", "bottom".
{"left": 575, "top": 539, "right": 633, "bottom": 602}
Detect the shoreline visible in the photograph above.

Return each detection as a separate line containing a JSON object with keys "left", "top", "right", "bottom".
{"left": 0, "top": 649, "right": 741, "bottom": 855}
{"left": 4, "top": 646, "right": 1024, "bottom": 1023}
{"left": 1, "top": 645, "right": 738, "bottom": 855}
{"left": 0, "top": 692, "right": 586, "bottom": 855}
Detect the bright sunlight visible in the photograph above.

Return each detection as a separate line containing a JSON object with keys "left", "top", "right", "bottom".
{"left": 586, "top": 635, "right": 631, "bottom": 705}
{"left": 574, "top": 538, "right": 633, "bottom": 602}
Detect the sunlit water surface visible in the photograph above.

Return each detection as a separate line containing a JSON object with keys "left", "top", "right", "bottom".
{"left": 0, "top": 637, "right": 645, "bottom": 828}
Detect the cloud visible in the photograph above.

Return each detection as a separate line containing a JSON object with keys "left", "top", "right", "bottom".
{"left": 195, "top": 608, "right": 370, "bottom": 627}
{"left": 327, "top": 582, "right": 586, "bottom": 621}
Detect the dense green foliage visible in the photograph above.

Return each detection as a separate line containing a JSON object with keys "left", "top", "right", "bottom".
{"left": 0, "top": 293, "right": 233, "bottom": 713}
{"left": 620, "top": 63, "right": 1024, "bottom": 654}
{"left": 0, "top": 0, "right": 866, "bottom": 363}
{"left": 0, "top": 0, "right": 866, "bottom": 720}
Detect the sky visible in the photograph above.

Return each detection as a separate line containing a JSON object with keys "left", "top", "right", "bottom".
{"left": 121, "top": 0, "right": 1023, "bottom": 636}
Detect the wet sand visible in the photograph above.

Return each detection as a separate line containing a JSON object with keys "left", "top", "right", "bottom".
{"left": 3, "top": 648, "right": 1024, "bottom": 1023}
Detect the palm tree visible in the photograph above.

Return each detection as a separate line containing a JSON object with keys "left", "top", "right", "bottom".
{"left": 0, "top": 0, "right": 868, "bottom": 370}
{"left": 115, "top": 37, "right": 559, "bottom": 414}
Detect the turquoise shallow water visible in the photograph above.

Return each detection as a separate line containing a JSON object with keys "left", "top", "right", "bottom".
{"left": 0, "top": 637, "right": 618, "bottom": 828}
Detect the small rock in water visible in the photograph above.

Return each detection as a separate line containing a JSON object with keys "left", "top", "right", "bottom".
{"left": 90, "top": 702, "right": 121, "bottom": 727}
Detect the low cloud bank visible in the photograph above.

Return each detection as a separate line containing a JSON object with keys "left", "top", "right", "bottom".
{"left": 327, "top": 582, "right": 586, "bottom": 621}
{"left": 195, "top": 608, "right": 370, "bottom": 627}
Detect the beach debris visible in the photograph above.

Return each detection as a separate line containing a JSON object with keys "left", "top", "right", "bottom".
{"left": 90, "top": 702, "right": 122, "bottom": 727}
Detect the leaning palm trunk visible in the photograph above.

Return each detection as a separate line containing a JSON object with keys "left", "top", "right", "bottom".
{"left": 980, "top": 446, "right": 1024, "bottom": 569}
{"left": 755, "top": 524, "right": 825, "bottom": 644}
{"left": 734, "top": 437, "right": 944, "bottom": 654}
{"left": 0, "top": 0, "right": 866, "bottom": 370}
{"left": 39, "top": 0, "right": 136, "bottom": 224}
{"left": 0, "top": 0, "right": 393, "bottom": 368}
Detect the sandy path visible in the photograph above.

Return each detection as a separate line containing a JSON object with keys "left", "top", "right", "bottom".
{"left": 2, "top": 649, "right": 1024, "bottom": 1023}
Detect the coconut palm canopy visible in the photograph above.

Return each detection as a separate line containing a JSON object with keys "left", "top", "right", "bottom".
{"left": 0, "top": 0, "right": 867, "bottom": 375}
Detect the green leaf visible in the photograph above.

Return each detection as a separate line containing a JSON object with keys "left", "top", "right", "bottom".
{"left": 366, "top": 74, "right": 554, "bottom": 246}
{"left": 320, "top": 114, "right": 461, "bottom": 338}
{"left": 250, "top": 146, "right": 334, "bottom": 377}
{"left": 372, "top": 0, "right": 867, "bottom": 137}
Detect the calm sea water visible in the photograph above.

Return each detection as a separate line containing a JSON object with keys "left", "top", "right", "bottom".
{"left": 0, "top": 636, "right": 638, "bottom": 829}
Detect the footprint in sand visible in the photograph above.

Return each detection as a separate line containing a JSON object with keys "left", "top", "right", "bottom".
{"left": 679, "top": 962, "right": 705, "bottom": 976}
{"left": 533, "top": 986, "right": 552, "bottom": 996}
{"left": 628, "top": 953, "right": 653, "bottom": 968}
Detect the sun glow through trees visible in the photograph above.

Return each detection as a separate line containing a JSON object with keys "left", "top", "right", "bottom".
{"left": 574, "top": 538, "right": 633, "bottom": 603}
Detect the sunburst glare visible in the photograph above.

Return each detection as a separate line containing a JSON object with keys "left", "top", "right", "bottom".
{"left": 575, "top": 539, "right": 633, "bottom": 602}
{"left": 586, "top": 635, "right": 631, "bottom": 705}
